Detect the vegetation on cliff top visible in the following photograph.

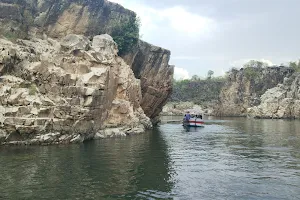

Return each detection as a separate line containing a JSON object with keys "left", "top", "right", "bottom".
{"left": 289, "top": 60, "right": 300, "bottom": 72}
{"left": 110, "top": 16, "right": 140, "bottom": 56}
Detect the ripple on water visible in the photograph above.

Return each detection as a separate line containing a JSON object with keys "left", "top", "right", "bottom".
{"left": 0, "top": 117, "right": 300, "bottom": 199}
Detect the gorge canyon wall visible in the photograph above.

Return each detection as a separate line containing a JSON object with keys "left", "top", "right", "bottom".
{"left": 0, "top": 0, "right": 173, "bottom": 144}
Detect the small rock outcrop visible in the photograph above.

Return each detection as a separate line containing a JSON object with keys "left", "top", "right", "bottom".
{"left": 248, "top": 73, "right": 300, "bottom": 119}
{"left": 0, "top": 34, "right": 151, "bottom": 145}
{"left": 215, "top": 66, "right": 294, "bottom": 116}
{"left": 123, "top": 40, "right": 174, "bottom": 124}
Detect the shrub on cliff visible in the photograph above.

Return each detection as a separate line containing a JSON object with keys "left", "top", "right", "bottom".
{"left": 289, "top": 60, "right": 300, "bottom": 72}
{"left": 242, "top": 60, "right": 268, "bottom": 80}
{"left": 110, "top": 16, "right": 140, "bottom": 56}
{"left": 243, "top": 60, "right": 269, "bottom": 68}
{"left": 244, "top": 67, "right": 259, "bottom": 80}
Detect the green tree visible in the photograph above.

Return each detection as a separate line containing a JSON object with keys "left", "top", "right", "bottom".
{"left": 207, "top": 70, "right": 214, "bottom": 80}
{"left": 289, "top": 60, "right": 300, "bottom": 72}
{"left": 243, "top": 60, "right": 269, "bottom": 68}
{"left": 244, "top": 67, "right": 259, "bottom": 80}
{"left": 191, "top": 75, "right": 200, "bottom": 81}
{"left": 110, "top": 16, "right": 141, "bottom": 56}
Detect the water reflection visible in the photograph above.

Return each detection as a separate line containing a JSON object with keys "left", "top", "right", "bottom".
{"left": 0, "top": 130, "right": 174, "bottom": 200}
{"left": 160, "top": 116, "right": 300, "bottom": 199}
{"left": 1, "top": 117, "right": 300, "bottom": 199}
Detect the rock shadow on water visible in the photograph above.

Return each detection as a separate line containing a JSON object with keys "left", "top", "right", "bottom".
{"left": 0, "top": 128, "right": 176, "bottom": 199}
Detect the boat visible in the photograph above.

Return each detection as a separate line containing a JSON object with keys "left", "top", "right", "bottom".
{"left": 183, "top": 114, "right": 204, "bottom": 127}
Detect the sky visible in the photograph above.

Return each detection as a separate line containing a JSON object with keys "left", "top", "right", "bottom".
{"left": 109, "top": 0, "right": 300, "bottom": 79}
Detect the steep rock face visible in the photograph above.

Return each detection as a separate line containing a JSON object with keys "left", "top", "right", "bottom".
{"left": 0, "top": 0, "right": 174, "bottom": 122}
{"left": 0, "top": 0, "right": 135, "bottom": 39}
{"left": 248, "top": 73, "right": 300, "bottom": 119}
{"left": 0, "top": 34, "right": 151, "bottom": 145}
{"left": 123, "top": 40, "right": 174, "bottom": 124}
{"left": 215, "top": 66, "right": 294, "bottom": 116}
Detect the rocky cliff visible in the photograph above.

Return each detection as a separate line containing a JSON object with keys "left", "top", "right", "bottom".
{"left": 215, "top": 66, "right": 294, "bottom": 116}
{"left": 0, "top": 0, "right": 135, "bottom": 39}
{"left": 123, "top": 40, "right": 174, "bottom": 124}
{"left": 0, "top": 34, "right": 152, "bottom": 145}
{"left": 248, "top": 73, "right": 300, "bottom": 119}
{"left": 0, "top": 0, "right": 173, "bottom": 123}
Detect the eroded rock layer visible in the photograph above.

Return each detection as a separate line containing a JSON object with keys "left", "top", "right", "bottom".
{"left": 0, "top": 34, "right": 151, "bottom": 145}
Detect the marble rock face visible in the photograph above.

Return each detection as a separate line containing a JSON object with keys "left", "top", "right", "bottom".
{"left": 215, "top": 66, "right": 295, "bottom": 117}
{"left": 0, "top": 34, "right": 151, "bottom": 145}
{"left": 248, "top": 73, "right": 300, "bottom": 119}
{"left": 0, "top": 0, "right": 174, "bottom": 125}
{"left": 123, "top": 40, "right": 174, "bottom": 124}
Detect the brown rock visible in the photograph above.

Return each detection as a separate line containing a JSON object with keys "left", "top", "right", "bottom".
{"left": 123, "top": 40, "right": 174, "bottom": 123}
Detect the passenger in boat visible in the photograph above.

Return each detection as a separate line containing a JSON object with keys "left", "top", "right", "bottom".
{"left": 185, "top": 111, "right": 191, "bottom": 121}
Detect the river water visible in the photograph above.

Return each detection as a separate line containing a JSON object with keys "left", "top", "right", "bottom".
{"left": 0, "top": 117, "right": 300, "bottom": 200}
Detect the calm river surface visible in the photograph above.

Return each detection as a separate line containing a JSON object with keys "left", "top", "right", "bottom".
{"left": 1, "top": 117, "right": 300, "bottom": 200}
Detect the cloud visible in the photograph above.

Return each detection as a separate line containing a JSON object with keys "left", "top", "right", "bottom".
{"left": 108, "top": 0, "right": 123, "bottom": 4}
{"left": 174, "top": 67, "right": 190, "bottom": 80}
{"left": 108, "top": 0, "right": 216, "bottom": 39}
{"left": 259, "top": 59, "right": 274, "bottom": 66}
{"left": 172, "top": 56, "right": 203, "bottom": 60}
{"left": 108, "top": 0, "right": 300, "bottom": 78}
{"left": 161, "top": 6, "right": 216, "bottom": 37}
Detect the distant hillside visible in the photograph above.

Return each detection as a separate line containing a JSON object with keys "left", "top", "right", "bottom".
{"left": 170, "top": 78, "right": 225, "bottom": 105}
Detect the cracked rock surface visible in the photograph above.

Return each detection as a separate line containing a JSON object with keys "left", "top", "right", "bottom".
{"left": 0, "top": 34, "right": 151, "bottom": 145}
